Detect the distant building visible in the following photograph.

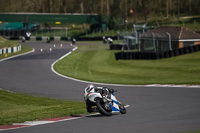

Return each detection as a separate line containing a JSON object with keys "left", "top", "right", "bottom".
{"left": 140, "top": 26, "right": 200, "bottom": 52}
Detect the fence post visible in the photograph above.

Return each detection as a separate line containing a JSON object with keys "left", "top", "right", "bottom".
{"left": 166, "top": 32, "right": 172, "bottom": 51}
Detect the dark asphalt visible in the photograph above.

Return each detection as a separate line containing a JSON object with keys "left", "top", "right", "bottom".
{"left": 0, "top": 42, "right": 200, "bottom": 133}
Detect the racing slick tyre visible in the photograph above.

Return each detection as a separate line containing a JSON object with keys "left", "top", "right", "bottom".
{"left": 118, "top": 102, "right": 126, "bottom": 114}
{"left": 96, "top": 98, "right": 112, "bottom": 116}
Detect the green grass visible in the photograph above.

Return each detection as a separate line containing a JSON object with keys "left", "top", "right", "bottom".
{"left": 54, "top": 43, "right": 200, "bottom": 85}
{"left": 187, "top": 131, "right": 200, "bottom": 133}
{"left": 0, "top": 37, "right": 87, "bottom": 126}
{"left": 0, "top": 36, "right": 32, "bottom": 60}
{"left": 0, "top": 89, "right": 87, "bottom": 125}
{"left": 191, "top": 131, "right": 200, "bottom": 133}
{"left": 0, "top": 36, "right": 18, "bottom": 48}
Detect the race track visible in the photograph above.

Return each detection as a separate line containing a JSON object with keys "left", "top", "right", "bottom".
{"left": 0, "top": 42, "right": 200, "bottom": 133}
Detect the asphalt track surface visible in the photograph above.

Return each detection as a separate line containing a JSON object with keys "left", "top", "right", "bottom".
{"left": 0, "top": 42, "right": 200, "bottom": 133}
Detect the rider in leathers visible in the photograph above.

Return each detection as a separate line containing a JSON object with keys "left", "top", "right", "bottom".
{"left": 85, "top": 84, "right": 114, "bottom": 113}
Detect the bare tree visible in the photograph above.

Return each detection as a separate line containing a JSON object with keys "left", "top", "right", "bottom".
{"left": 101, "top": 0, "right": 104, "bottom": 15}
{"left": 166, "top": 0, "right": 169, "bottom": 19}
{"left": 106, "top": 0, "right": 110, "bottom": 16}
{"left": 80, "top": 0, "right": 84, "bottom": 14}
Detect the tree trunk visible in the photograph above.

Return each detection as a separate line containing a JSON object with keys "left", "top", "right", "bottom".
{"left": 189, "top": 0, "right": 192, "bottom": 12}
{"left": 177, "top": 0, "right": 180, "bottom": 17}
{"left": 141, "top": 0, "right": 147, "bottom": 23}
{"left": 166, "top": 0, "right": 169, "bottom": 19}
{"left": 101, "top": 0, "right": 103, "bottom": 15}
{"left": 124, "top": 0, "right": 127, "bottom": 30}
{"left": 80, "top": 0, "right": 84, "bottom": 14}
{"left": 107, "top": 0, "right": 110, "bottom": 16}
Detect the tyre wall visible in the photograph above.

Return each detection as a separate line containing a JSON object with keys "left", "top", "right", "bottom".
{"left": 9, "top": 36, "right": 118, "bottom": 41}
{"left": 115, "top": 44, "right": 200, "bottom": 60}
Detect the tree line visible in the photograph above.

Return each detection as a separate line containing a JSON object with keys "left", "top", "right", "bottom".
{"left": 0, "top": 0, "right": 200, "bottom": 23}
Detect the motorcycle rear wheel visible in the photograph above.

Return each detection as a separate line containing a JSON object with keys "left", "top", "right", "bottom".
{"left": 96, "top": 99, "right": 112, "bottom": 116}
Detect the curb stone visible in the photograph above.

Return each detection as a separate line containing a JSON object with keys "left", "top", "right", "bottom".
{"left": 0, "top": 116, "right": 82, "bottom": 131}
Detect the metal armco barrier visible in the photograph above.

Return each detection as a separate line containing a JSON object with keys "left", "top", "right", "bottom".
{"left": 115, "top": 44, "right": 200, "bottom": 60}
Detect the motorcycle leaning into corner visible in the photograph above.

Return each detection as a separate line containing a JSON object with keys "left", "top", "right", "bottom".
{"left": 84, "top": 84, "right": 126, "bottom": 116}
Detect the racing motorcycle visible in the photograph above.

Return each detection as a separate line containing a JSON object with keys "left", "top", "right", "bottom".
{"left": 84, "top": 84, "right": 126, "bottom": 116}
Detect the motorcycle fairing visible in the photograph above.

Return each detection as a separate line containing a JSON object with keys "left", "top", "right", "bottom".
{"left": 87, "top": 92, "right": 102, "bottom": 103}
{"left": 110, "top": 95, "right": 120, "bottom": 112}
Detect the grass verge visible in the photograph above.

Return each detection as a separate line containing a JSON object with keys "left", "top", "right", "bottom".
{"left": 0, "top": 46, "right": 32, "bottom": 60}
{"left": 54, "top": 43, "right": 200, "bottom": 85}
{"left": 0, "top": 89, "right": 87, "bottom": 125}
{"left": 0, "top": 37, "right": 18, "bottom": 48}
{"left": 0, "top": 36, "right": 32, "bottom": 60}
{"left": 187, "top": 131, "right": 200, "bottom": 133}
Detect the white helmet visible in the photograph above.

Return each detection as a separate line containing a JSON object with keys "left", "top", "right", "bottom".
{"left": 86, "top": 84, "right": 95, "bottom": 92}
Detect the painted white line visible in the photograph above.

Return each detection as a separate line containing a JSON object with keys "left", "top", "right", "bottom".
{"left": 0, "top": 45, "right": 132, "bottom": 131}
{"left": 13, "top": 121, "right": 55, "bottom": 126}
{"left": 125, "top": 105, "right": 130, "bottom": 108}
{"left": 1, "top": 106, "right": 132, "bottom": 131}
{"left": 0, "top": 127, "right": 28, "bottom": 132}
{"left": 0, "top": 49, "right": 33, "bottom": 62}
{"left": 51, "top": 46, "right": 200, "bottom": 88}
{"left": 51, "top": 46, "right": 143, "bottom": 87}
{"left": 14, "top": 117, "right": 81, "bottom": 126}
{"left": 190, "top": 85, "right": 200, "bottom": 88}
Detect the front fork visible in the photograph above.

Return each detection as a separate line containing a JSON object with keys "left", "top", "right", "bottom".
{"left": 103, "top": 96, "right": 113, "bottom": 111}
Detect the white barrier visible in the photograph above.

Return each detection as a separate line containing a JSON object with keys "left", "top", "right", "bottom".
{"left": 0, "top": 44, "right": 22, "bottom": 55}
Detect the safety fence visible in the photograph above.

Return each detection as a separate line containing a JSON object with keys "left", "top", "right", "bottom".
{"left": 115, "top": 44, "right": 200, "bottom": 60}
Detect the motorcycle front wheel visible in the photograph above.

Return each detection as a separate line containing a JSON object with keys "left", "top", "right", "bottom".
{"left": 118, "top": 102, "right": 126, "bottom": 114}
{"left": 96, "top": 98, "right": 112, "bottom": 116}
